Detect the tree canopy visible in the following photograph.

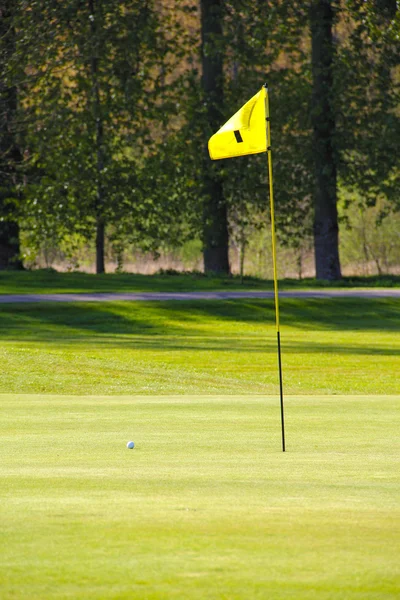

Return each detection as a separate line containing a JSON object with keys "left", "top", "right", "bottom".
{"left": 0, "top": 0, "right": 398, "bottom": 277}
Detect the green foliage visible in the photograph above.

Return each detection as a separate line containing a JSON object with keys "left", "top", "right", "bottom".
{"left": 156, "top": 1, "right": 316, "bottom": 268}
{"left": 15, "top": 0, "right": 188, "bottom": 264}
{"left": 340, "top": 194, "right": 400, "bottom": 275}
{"left": 336, "top": 2, "right": 400, "bottom": 208}
{"left": 1, "top": 1, "right": 399, "bottom": 274}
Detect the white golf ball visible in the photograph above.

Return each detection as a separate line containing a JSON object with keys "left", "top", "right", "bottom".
{"left": 127, "top": 441, "right": 135, "bottom": 449}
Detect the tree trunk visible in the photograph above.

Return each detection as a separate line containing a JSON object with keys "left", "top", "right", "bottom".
{"left": 310, "top": 0, "right": 341, "bottom": 280}
{"left": 0, "top": 2, "right": 23, "bottom": 270}
{"left": 95, "top": 217, "right": 105, "bottom": 275}
{"left": 89, "top": 0, "right": 105, "bottom": 274}
{"left": 0, "top": 220, "right": 22, "bottom": 269}
{"left": 200, "top": 0, "right": 230, "bottom": 275}
{"left": 0, "top": 138, "right": 23, "bottom": 269}
{"left": 239, "top": 237, "right": 245, "bottom": 284}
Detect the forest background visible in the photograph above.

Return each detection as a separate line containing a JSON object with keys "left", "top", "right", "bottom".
{"left": 0, "top": 0, "right": 399, "bottom": 281}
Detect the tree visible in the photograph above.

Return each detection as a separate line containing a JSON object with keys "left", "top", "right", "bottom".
{"left": 9, "top": 0, "right": 396, "bottom": 279}
{"left": 310, "top": 0, "right": 341, "bottom": 280}
{"left": 0, "top": 1, "right": 23, "bottom": 269}
{"left": 337, "top": 0, "right": 400, "bottom": 212}
{"left": 200, "top": 0, "right": 230, "bottom": 274}
{"left": 309, "top": 0, "right": 399, "bottom": 280}
{"left": 195, "top": 1, "right": 314, "bottom": 275}
{"left": 20, "top": 0, "right": 176, "bottom": 273}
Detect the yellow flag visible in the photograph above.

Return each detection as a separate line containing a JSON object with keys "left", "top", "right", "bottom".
{"left": 208, "top": 87, "right": 267, "bottom": 160}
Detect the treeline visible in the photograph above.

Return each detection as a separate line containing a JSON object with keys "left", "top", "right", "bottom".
{"left": 0, "top": 0, "right": 399, "bottom": 279}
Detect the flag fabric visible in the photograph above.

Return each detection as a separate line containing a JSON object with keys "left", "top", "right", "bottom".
{"left": 208, "top": 87, "right": 267, "bottom": 160}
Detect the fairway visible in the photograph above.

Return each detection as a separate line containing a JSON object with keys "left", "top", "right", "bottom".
{"left": 0, "top": 298, "right": 399, "bottom": 395}
{"left": 0, "top": 394, "right": 399, "bottom": 599}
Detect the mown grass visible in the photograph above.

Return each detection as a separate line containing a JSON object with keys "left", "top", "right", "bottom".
{"left": 0, "top": 298, "right": 399, "bottom": 395}
{"left": 0, "top": 269, "right": 400, "bottom": 294}
{"left": 0, "top": 394, "right": 399, "bottom": 599}
{"left": 0, "top": 296, "right": 399, "bottom": 598}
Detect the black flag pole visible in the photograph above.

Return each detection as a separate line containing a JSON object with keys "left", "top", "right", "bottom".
{"left": 264, "top": 84, "right": 286, "bottom": 452}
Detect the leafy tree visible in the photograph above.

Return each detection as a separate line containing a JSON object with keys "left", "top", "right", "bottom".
{"left": 19, "top": 0, "right": 179, "bottom": 273}
{"left": 223, "top": 1, "right": 313, "bottom": 275}
{"left": 0, "top": 0, "right": 23, "bottom": 269}
{"left": 5, "top": 0, "right": 397, "bottom": 279}
{"left": 177, "top": 1, "right": 313, "bottom": 276}
{"left": 336, "top": 0, "right": 400, "bottom": 211}
{"left": 308, "top": 0, "right": 399, "bottom": 280}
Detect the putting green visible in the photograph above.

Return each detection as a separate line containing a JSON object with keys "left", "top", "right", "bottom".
{"left": 1, "top": 394, "right": 399, "bottom": 599}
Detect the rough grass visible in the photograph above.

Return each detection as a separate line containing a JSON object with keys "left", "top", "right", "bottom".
{"left": 0, "top": 394, "right": 399, "bottom": 599}
{"left": 0, "top": 269, "right": 400, "bottom": 294}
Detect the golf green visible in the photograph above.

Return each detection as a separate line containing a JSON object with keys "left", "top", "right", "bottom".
{"left": 1, "top": 394, "right": 399, "bottom": 599}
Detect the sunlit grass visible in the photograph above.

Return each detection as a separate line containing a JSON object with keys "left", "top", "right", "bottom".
{"left": 0, "top": 298, "right": 399, "bottom": 395}
{"left": 1, "top": 295, "right": 399, "bottom": 598}
{"left": 0, "top": 394, "right": 399, "bottom": 599}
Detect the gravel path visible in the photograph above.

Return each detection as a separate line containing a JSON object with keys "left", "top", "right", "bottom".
{"left": 0, "top": 289, "right": 399, "bottom": 303}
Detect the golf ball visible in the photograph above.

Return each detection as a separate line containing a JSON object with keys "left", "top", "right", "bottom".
{"left": 127, "top": 441, "right": 135, "bottom": 449}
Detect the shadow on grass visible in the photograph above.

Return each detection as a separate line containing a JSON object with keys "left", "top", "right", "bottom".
{"left": 0, "top": 299, "right": 399, "bottom": 356}
{"left": 156, "top": 298, "right": 400, "bottom": 332}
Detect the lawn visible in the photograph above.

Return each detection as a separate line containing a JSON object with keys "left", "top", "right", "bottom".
{"left": 0, "top": 294, "right": 399, "bottom": 598}
{"left": 0, "top": 394, "right": 399, "bottom": 599}
{"left": 0, "top": 269, "right": 399, "bottom": 295}
{"left": 0, "top": 298, "right": 399, "bottom": 395}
